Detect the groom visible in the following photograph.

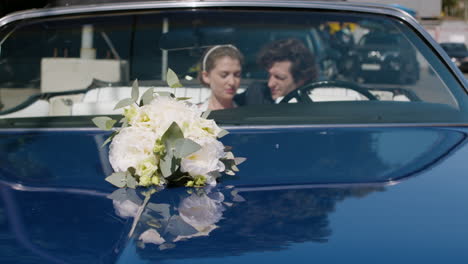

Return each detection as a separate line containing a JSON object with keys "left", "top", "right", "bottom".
{"left": 234, "top": 38, "right": 318, "bottom": 105}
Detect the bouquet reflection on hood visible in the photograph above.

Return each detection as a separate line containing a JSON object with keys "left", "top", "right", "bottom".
{"left": 111, "top": 186, "right": 243, "bottom": 250}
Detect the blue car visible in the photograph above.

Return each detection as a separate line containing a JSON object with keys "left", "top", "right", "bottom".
{"left": 1, "top": 1, "right": 468, "bottom": 263}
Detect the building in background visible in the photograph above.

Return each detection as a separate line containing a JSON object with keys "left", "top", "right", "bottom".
{"left": 350, "top": 0, "right": 442, "bottom": 20}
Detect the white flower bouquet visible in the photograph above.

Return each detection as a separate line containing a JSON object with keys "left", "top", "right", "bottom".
{"left": 93, "top": 69, "right": 244, "bottom": 190}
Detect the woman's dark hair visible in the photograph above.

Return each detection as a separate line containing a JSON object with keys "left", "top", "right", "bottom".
{"left": 257, "top": 38, "right": 317, "bottom": 84}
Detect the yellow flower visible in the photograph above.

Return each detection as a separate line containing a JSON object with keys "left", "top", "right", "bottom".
{"left": 153, "top": 139, "right": 165, "bottom": 155}
{"left": 136, "top": 156, "right": 158, "bottom": 179}
{"left": 123, "top": 105, "right": 138, "bottom": 122}
{"left": 151, "top": 175, "right": 162, "bottom": 186}
{"left": 186, "top": 181, "right": 194, "bottom": 187}
{"left": 193, "top": 175, "right": 206, "bottom": 187}
{"left": 139, "top": 175, "right": 152, "bottom": 186}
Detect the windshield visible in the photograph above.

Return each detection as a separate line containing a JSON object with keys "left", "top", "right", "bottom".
{"left": 0, "top": 8, "right": 466, "bottom": 126}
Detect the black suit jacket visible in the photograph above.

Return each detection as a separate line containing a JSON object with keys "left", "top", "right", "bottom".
{"left": 234, "top": 82, "right": 274, "bottom": 106}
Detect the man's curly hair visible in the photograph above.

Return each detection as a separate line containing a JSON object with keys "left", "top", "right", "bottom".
{"left": 257, "top": 38, "right": 318, "bottom": 84}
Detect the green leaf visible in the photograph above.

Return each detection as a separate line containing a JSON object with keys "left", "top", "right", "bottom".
{"left": 160, "top": 155, "right": 179, "bottom": 178}
{"left": 234, "top": 157, "right": 247, "bottom": 165}
{"left": 121, "top": 118, "right": 129, "bottom": 128}
{"left": 174, "top": 138, "right": 201, "bottom": 158}
{"left": 161, "top": 122, "right": 184, "bottom": 148}
{"left": 201, "top": 109, "right": 211, "bottom": 119}
{"left": 155, "top": 91, "right": 174, "bottom": 97}
{"left": 141, "top": 88, "right": 154, "bottom": 105}
{"left": 217, "top": 129, "right": 229, "bottom": 138}
{"left": 224, "top": 151, "right": 234, "bottom": 160}
{"left": 176, "top": 97, "right": 191, "bottom": 101}
{"left": 101, "top": 131, "right": 118, "bottom": 148}
{"left": 92, "top": 116, "right": 117, "bottom": 131}
{"left": 131, "top": 79, "right": 139, "bottom": 103}
{"left": 167, "top": 68, "right": 183, "bottom": 88}
{"left": 105, "top": 119, "right": 117, "bottom": 130}
{"left": 105, "top": 172, "right": 127, "bottom": 188}
{"left": 159, "top": 122, "right": 185, "bottom": 177}
{"left": 126, "top": 174, "right": 137, "bottom": 189}
{"left": 114, "top": 98, "right": 134, "bottom": 110}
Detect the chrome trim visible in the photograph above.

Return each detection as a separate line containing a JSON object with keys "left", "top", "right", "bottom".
{"left": 0, "top": 0, "right": 417, "bottom": 27}
{"left": 0, "top": 1, "right": 465, "bottom": 95}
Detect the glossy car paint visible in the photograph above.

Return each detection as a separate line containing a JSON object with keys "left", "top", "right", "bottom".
{"left": 1, "top": 126, "right": 468, "bottom": 263}
{"left": 1, "top": 1, "right": 468, "bottom": 263}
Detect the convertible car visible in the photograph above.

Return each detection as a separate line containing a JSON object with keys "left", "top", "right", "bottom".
{"left": 1, "top": 1, "right": 468, "bottom": 263}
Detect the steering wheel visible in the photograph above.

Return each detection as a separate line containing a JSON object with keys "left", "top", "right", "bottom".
{"left": 280, "top": 80, "right": 378, "bottom": 103}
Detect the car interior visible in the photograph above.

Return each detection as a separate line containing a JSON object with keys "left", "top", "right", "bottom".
{"left": 0, "top": 9, "right": 466, "bottom": 126}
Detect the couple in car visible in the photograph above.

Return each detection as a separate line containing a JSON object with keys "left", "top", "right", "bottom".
{"left": 198, "top": 38, "right": 318, "bottom": 110}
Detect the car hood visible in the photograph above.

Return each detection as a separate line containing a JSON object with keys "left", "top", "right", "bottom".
{"left": 1, "top": 126, "right": 468, "bottom": 263}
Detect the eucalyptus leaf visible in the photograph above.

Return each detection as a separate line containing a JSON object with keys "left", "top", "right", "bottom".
{"left": 161, "top": 122, "right": 184, "bottom": 151}
{"left": 225, "top": 151, "right": 235, "bottom": 160}
{"left": 114, "top": 98, "right": 135, "bottom": 110}
{"left": 121, "top": 118, "right": 129, "bottom": 128}
{"left": 160, "top": 155, "right": 179, "bottom": 178}
{"left": 141, "top": 87, "right": 154, "bottom": 105}
{"left": 92, "top": 116, "right": 115, "bottom": 130}
{"left": 159, "top": 153, "right": 174, "bottom": 178}
{"left": 155, "top": 91, "right": 174, "bottom": 97}
{"left": 126, "top": 174, "right": 137, "bottom": 189}
{"left": 131, "top": 79, "right": 139, "bottom": 102}
{"left": 217, "top": 129, "right": 229, "bottom": 138}
{"left": 167, "top": 68, "right": 183, "bottom": 88}
{"left": 234, "top": 157, "right": 247, "bottom": 165}
{"left": 174, "top": 138, "right": 201, "bottom": 158}
{"left": 105, "top": 119, "right": 117, "bottom": 130}
{"left": 101, "top": 131, "right": 118, "bottom": 148}
{"left": 105, "top": 172, "right": 127, "bottom": 188}
{"left": 201, "top": 109, "right": 211, "bottom": 119}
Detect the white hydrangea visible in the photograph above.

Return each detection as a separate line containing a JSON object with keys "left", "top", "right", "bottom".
{"left": 109, "top": 126, "right": 158, "bottom": 173}
{"left": 180, "top": 137, "right": 225, "bottom": 181}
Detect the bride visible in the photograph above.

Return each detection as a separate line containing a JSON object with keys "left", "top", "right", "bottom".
{"left": 198, "top": 45, "right": 244, "bottom": 110}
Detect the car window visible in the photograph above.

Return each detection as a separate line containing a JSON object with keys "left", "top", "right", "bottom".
{"left": 0, "top": 9, "right": 466, "bottom": 126}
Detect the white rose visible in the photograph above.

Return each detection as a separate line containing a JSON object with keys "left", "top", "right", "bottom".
{"left": 180, "top": 137, "right": 225, "bottom": 178}
{"left": 146, "top": 96, "right": 201, "bottom": 134}
{"left": 184, "top": 117, "right": 223, "bottom": 140}
{"left": 109, "top": 127, "right": 158, "bottom": 173}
